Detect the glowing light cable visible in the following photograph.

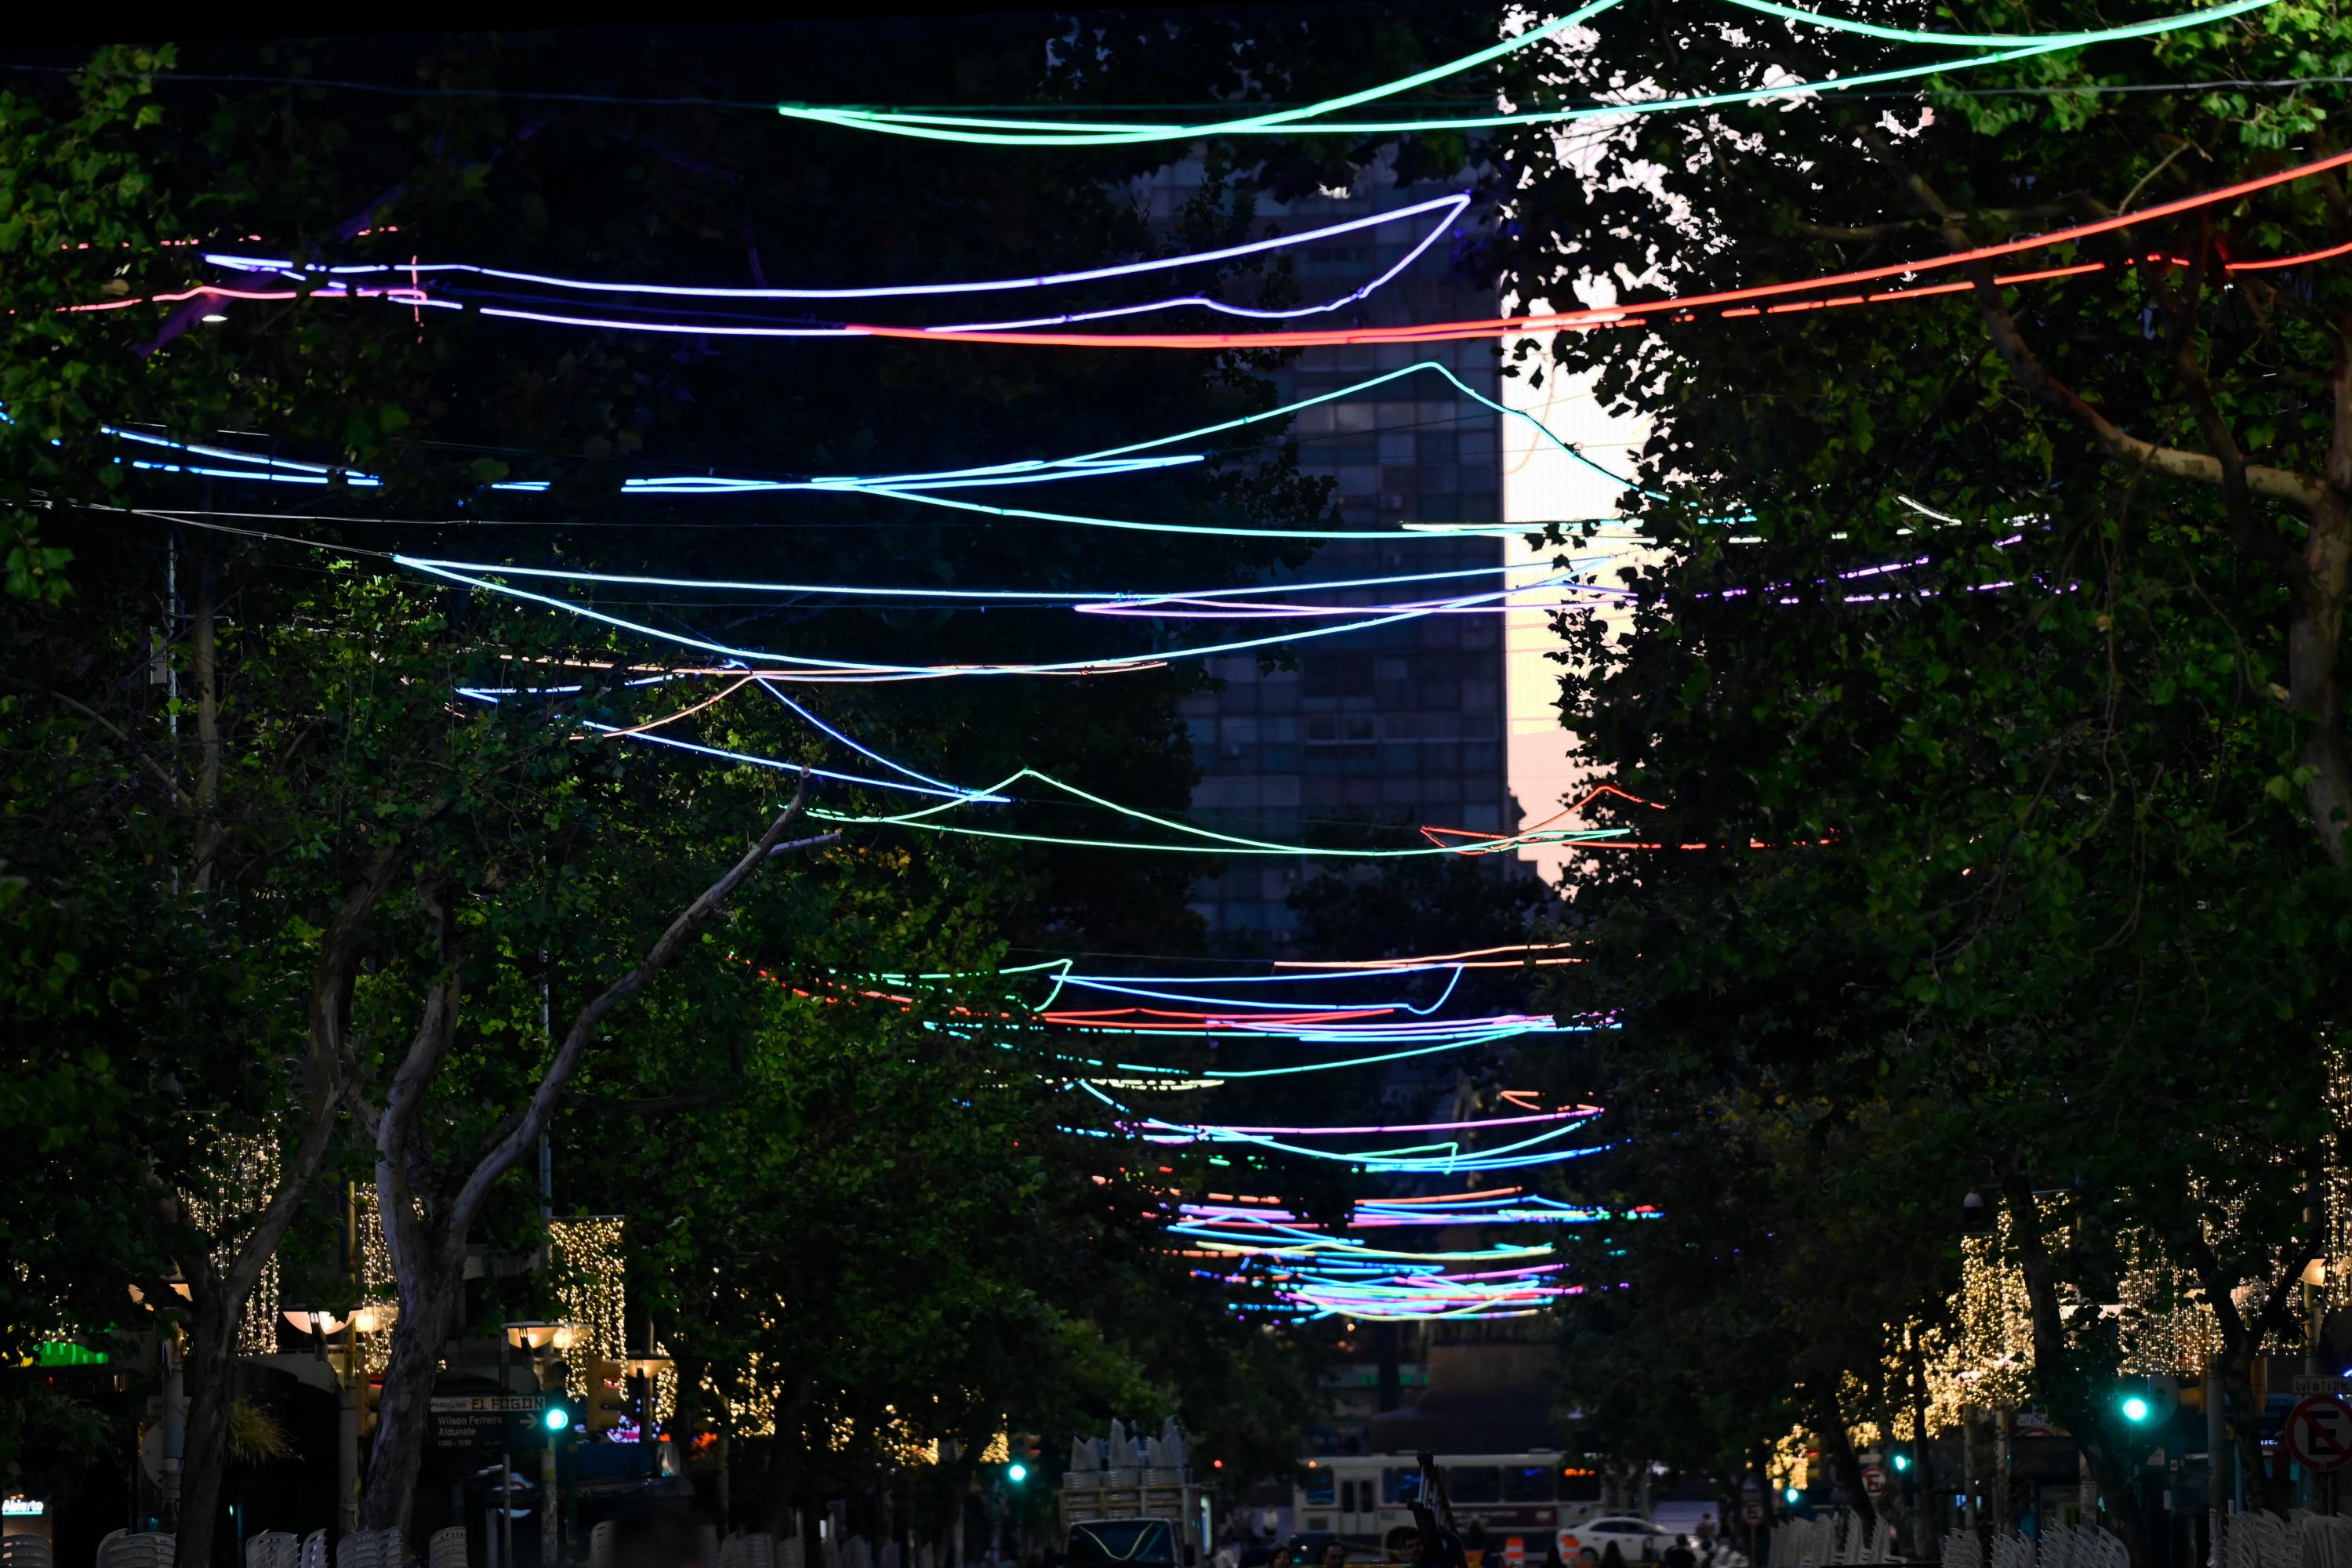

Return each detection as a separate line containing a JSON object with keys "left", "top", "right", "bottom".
{"left": 852, "top": 150, "right": 2352, "bottom": 348}
{"left": 771, "top": 0, "right": 2278, "bottom": 146}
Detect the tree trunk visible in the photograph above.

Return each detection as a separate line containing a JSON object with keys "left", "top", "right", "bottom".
{"left": 172, "top": 1287, "right": 236, "bottom": 1568}
{"left": 1810, "top": 1383, "right": 1875, "bottom": 1533}
{"left": 1999, "top": 1177, "right": 2152, "bottom": 1568}
{"left": 2183, "top": 1215, "right": 2321, "bottom": 1517}
{"left": 1909, "top": 1325, "right": 1936, "bottom": 1557}
{"left": 359, "top": 1233, "right": 469, "bottom": 1538}
{"left": 170, "top": 837, "right": 408, "bottom": 1568}
{"left": 358, "top": 791, "right": 815, "bottom": 1534}
{"left": 191, "top": 554, "right": 223, "bottom": 892}
{"left": 2294, "top": 343, "right": 2352, "bottom": 866}
{"left": 760, "top": 1381, "right": 813, "bottom": 1538}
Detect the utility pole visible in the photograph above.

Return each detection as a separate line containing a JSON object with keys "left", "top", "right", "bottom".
{"left": 540, "top": 982, "right": 559, "bottom": 1568}
{"left": 160, "top": 1330, "right": 185, "bottom": 1530}
{"left": 499, "top": 1330, "right": 514, "bottom": 1568}
{"left": 339, "top": 1182, "right": 361, "bottom": 1538}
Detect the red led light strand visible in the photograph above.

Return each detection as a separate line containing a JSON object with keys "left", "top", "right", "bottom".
{"left": 845, "top": 148, "right": 2352, "bottom": 350}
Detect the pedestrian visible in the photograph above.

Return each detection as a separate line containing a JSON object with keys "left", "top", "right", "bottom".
{"left": 1266, "top": 1544, "right": 1294, "bottom": 1568}
{"left": 1320, "top": 1541, "right": 1348, "bottom": 1568}
{"left": 1696, "top": 1519, "right": 1716, "bottom": 1555}
{"left": 1541, "top": 1543, "right": 1565, "bottom": 1568}
{"left": 1662, "top": 1538, "right": 1697, "bottom": 1568}
{"left": 1409, "top": 1507, "right": 1468, "bottom": 1568}
{"left": 1599, "top": 1543, "right": 1626, "bottom": 1568}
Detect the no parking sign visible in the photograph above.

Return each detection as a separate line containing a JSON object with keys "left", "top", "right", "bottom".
{"left": 2285, "top": 1396, "right": 2352, "bottom": 1473}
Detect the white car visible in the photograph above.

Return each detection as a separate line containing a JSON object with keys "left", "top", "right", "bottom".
{"left": 1559, "top": 1519, "right": 1680, "bottom": 1566}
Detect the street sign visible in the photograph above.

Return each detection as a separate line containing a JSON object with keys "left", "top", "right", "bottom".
{"left": 1740, "top": 1504, "right": 1763, "bottom": 1526}
{"left": 2285, "top": 1396, "right": 2352, "bottom": 1473}
{"left": 2292, "top": 1377, "right": 2352, "bottom": 1398}
{"left": 1860, "top": 1466, "right": 1888, "bottom": 1501}
{"left": 431, "top": 1393, "right": 548, "bottom": 1450}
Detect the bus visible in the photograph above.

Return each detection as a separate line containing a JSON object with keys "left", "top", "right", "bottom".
{"left": 1290, "top": 1454, "right": 1609, "bottom": 1560}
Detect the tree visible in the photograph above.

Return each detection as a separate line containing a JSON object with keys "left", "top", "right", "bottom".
{"left": 1489, "top": 2, "right": 2352, "bottom": 1543}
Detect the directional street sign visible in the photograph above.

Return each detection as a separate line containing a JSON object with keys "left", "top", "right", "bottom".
{"left": 2284, "top": 1396, "right": 2352, "bottom": 1473}
{"left": 430, "top": 1393, "right": 548, "bottom": 1450}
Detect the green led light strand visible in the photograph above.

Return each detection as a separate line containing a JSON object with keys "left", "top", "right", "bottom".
{"left": 774, "top": 0, "right": 2279, "bottom": 147}
{"left": 812, "top": 767, "right": 1631, "bottom": 858}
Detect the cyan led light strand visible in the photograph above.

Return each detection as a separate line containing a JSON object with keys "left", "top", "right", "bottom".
{"left": 398, "top": 556, "right": 1563, "bottom": 681}
{"left": 1080, "top": 1081, "right": 1602, "bottom": 1172}
{"left": 114, "top": 359, "right": 1640, "bottom": 535}
{"left": 778, "top": 0, "right": 1622, "bottom": 146}
{"left": 815, "top": 765, "right": 1630, "bottom": 858}
{"left": 390, "top": 553, "right": 1588, "bottom": 605}
{"left": 771, "top": 0, "right": 2278, "bottom": 147}
{"left": 1053, "top": 964, "right": 1465, "bottom": 1015}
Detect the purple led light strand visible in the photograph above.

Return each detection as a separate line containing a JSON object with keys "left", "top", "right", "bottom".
{"left": 200, "top": 195, "right": 1466, "bottom": 301}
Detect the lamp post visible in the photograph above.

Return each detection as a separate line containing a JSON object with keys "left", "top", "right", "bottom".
{"left": 505, "top": 1323, "right": 585, "bottom": 1568}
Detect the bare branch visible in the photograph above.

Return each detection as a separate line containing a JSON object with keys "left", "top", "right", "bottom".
{"left": 444, "top": 771, "right": 816, "bottom": 1237}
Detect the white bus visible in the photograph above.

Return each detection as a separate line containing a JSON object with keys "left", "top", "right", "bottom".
{"left": 1290, "top": 1454, "right": 1618, "bottom": 1560}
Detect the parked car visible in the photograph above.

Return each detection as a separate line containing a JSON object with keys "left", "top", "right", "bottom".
{"left": 1558, "top": 1519, "right": 1679, "bottom": 1565}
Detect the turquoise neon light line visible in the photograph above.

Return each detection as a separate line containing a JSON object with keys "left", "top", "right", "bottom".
{"left": 919, "top": 358, "right": 1645, "bottom": 508}
{"left": 779, "top": 0, "right": 1622, "bottom": 145}
{"left": 1076, "top": 1082, "right": 1600, "bottom": 1171}
{"left": 813, "top": 766, "right": 1630, "bottom": 858}
{"left": 1719, "top": 0, "right": 2274, "bottom": 47}
{"left": 775, "top": 0, "right": 2277, "bottom": 147}
{"left": 822, "top": 815, "right": 1627, "bottom": 858}
{"left": 390, "top": 554, "right": 1597, "bottom": 604}
{"left": 1058, "top": 964, "right": 1464, "bottom": 1014}
{"left": 397, "top": 557, "right": 1541, "bottom": 677}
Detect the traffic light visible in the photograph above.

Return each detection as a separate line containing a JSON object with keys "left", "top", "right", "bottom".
{"left": 543, "top": 1402, "right": 572, "bottom": 1433}
{"left": 2116, "top": 1377, "right": 2179, "bottom": 1426}
{"left": 1007, "top": 1465, "right": 1029, "bottom": 1484}
{"left": 1890, "top": 1453, "right": 1911, "bottom": 1473}
{"left": 582, "top": 1357, "right": 628, "bottom": 1434}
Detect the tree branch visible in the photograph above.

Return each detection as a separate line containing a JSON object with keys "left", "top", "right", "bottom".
{"left": 445, "top": 772, "right": 817, "bottom": 1237}
{"left": 1, "top": 675, "right": 194, "bottom": 810}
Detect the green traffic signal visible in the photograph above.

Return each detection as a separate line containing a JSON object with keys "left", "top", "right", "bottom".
{"left": 544, "top": 1404, "right": 572, "bottom": 1431}
{"left": 1007, "top": 1464, "right": 1029, "bottom": 1483}
{"left": 2122, "top": 1396, "right": 2152, "bottom": 1423}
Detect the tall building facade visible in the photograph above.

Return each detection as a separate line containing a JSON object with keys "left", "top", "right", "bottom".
{"left": 1140, "top": 158, "right": 1520, "bottom": 946}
